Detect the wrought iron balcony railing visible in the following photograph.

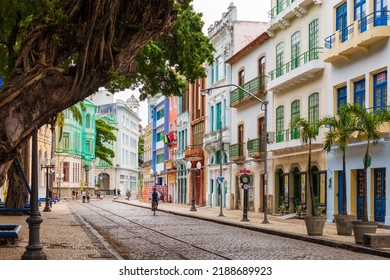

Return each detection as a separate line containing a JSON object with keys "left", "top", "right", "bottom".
{"left": 230, "top": 76, "right": 266, "bottom": 107}
{"left": 268, "top": 47, "right": 323, "bottom": 80}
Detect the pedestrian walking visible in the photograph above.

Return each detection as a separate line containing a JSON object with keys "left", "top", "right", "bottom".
{"left": 82, "top": 190, "right": 86, "bottom": 203}
{"left": 86, "top": 191, "right": 90, "bottom": 203}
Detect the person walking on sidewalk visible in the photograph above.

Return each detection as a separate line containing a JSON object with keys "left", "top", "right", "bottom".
{"left": 82, "top": 190, "right": 86, "bottom": 203}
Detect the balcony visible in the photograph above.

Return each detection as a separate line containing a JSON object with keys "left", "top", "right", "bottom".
{"left": 203, "top": 126, "right": 230, "bottom": 153}
{"left": 268, "top": 0, "right": 322, "bottom": 35}
{"left": 324, "top": 11, "right": 390, "bottom": 63}
{"left": 229, "top": 143, "right": 246, "bottom": 162}
{"left": 267, "top": 47, "right": 324, "bottom": 92}
{"left": 174, "top": 150, "right": 185, "bottom": 161}
{"left": 268, "top": 127, "right": 325, "bottom": 156}
{"left": 185, "top": 145, "right": 204, "bottom": 161}
{"left": 230, "top": 76, "right": 266, "bottom": 108}
{"left": 247, "top": 137, "right": 264, "bottom": 159}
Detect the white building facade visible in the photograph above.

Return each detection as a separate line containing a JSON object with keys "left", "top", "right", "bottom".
{"left": 204, "top": 3, "right": 267, "bottom": 210}
{"left": 323, "top": 0, "right": 390, "bottom": 225}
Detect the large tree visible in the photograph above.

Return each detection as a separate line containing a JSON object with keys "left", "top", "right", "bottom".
{"left": 0, "top": 0, "right": 213, "bottom": 206}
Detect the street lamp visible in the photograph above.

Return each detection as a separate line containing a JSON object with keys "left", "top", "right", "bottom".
{"left": 186, "top": 161, "right": 201, "bottom": 211}
{"left": 40, "top": 157, "right": 56, "bottom": 212}
{"left": 202, "top": 84, "right": 270, "bottom": 224}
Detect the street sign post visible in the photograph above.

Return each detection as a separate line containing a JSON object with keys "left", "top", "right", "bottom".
{"left": 217, "top": 176, "right": 224, "bottom": 184}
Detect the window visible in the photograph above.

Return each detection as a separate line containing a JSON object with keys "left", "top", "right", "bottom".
{"left": 336, "top": 2, "right": 348, "bottom": 42}
{"left": 374, "top": 0, "right": 388, "bottom": 26}
{"left": 354, "top": 79, "right": 365, "bottom": 107}
{"left": 216, "top": 102, "right": 222, "bottom": 130}
{"left": 291, "top": 100, "right": 300, "bottom": 139}
{"left": 156, "top": 131, "right": 164, "bottom": 142}
{"left": 156, "top": 153, "right": 164, "bottom": 164}
{"left": 308, "top": 93, "right": 319, "bottom": 124}
{"left": 258, "top": 57, "right": 266, "bottom": 90}
{"left": 276, "top": 106, "right": 284, "bottom": 142}
{"left": 216, "top": 56, "right": 225, "bottom": 81}
{"left": 337, "top": 86, "right": 347, "bottom": 112}
{"left": 193, "top": 122, "right": 204, "bottom": 147}
{"left": 63, "top": 162, "right": 69, "bottom": 182}
{"left": 156, "top": 108, "right": 164, "bottom": 120}
{"left": 276, "top": 42, "right": 284, "bottom": 78}
{"left": 354, "top": 0, "right": 367, "bottom": 32}
{"left": 258, "top": 117, "right": 265, "bottom": 139}
{"left": 210, "top": 105, "right": 214, "bottom": 131}
{"left": 86, "top": 140, "right": 91, "bottom": 153}
{"left": 291, "top": 32, "right": 301, "bottom": 69}
{"left": 85, "top": 114, "right": 91, "bottom": 128}
{"left": 373, "top": 71, "right": 387, "bottom": 110}
{"left": 63, "top": 133, "right": 70, "bottom": 149}
{"left": 308, "top": 19, "right": 319, "bottom": 60}
{"left": 238, "top": 69, "right": 245, "bottom": 86}
{"left": 210, "top": 63, "right": 215, "bottom": 84}
{"left": 238, "top": 124, "right": 244, "bottom": 157}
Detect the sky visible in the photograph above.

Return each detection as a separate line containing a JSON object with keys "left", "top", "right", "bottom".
{"left": 114, "top": 1, "right": 271, "bottom": 127}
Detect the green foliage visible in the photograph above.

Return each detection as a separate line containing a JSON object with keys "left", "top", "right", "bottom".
{"left": 0, "top": 0, "right": 50, "bottom": 79}
{"left": 138, "top": 135, "right": 144, "bottom": 166}
{"left": 95, "top": 118, "right": 117, "bottom": 166}
{"left": 106, "top": 3, "right": 214, "bottom": 99}
{"left": 289, "top": 117, "right": 319, "bottom": 144}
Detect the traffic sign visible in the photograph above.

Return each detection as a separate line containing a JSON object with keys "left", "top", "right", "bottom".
{"left": 217, "top": 176, "right": 224, "bottom": 184}
{"left": 240, "top": 169, "right": 251, "bottom": 173}
{"left": 242, "top": 184, "right": 249, "bottom": 190}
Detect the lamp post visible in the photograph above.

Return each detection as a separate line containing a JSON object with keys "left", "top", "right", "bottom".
{"left": 202, "top": 84, "right": 269, "bottom": 224}
{"left": 40, "top": 157, "right": 56, "bottom": 212}
{"left": 22, "top": 130, "right": 47, "bottom": 260}
{"left": 186, "top": 161, "right": 201, "bottom": 211}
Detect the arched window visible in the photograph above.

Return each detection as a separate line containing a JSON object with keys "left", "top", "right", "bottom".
{"left": 276, "top": 42, "right": 284, "bottom": 77}
{"left": 86, "top": 114, "right": 91, "bottom": 128}
{"left": 238, "top": 69, "right": 245, "bottom": 86}
{"left": 308, "top": 93, "right": 319, "bottom": 124}
{"left": 309, "top": 19, "right": 319, "bottom": 60}
{"left": 291, "top": 100, "right": 300, "bottom": 139}
{"left": 258, "top": 56, "right": 266, "bottom": 90}
{"left": 291, "top": 32, "right": 300, "bottom": 69}
{"left": 276, "top": 106, "right": 284, "bottom": 142}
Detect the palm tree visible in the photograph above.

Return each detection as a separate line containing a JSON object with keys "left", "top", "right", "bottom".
{"left": 290, "top": 117, "right": 319, "bottom": 216}
{"left": 344, "top": 103, "right": 390, "bottom": 222}
{"left": 319, "top": 105, "right": 356, "bottom": 215}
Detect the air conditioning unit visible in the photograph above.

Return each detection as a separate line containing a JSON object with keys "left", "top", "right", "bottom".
{"left": 267, "top": 132, "right": 275, "bottom": 144}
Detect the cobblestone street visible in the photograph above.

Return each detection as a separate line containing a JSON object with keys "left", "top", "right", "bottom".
{"left": 71, "top": 199, "right": 387, "bottom": 260}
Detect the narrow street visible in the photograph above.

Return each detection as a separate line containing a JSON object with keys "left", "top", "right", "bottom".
{"left": 70, "top": 199, "right": 387, "bottom": 260}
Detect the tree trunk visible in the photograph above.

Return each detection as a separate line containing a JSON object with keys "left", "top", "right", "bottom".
{"left": 3, "top": 159, "right": 29, "bottom": 212}
{"left": 362, "top": 141, "right": 370, "bottom": 222}
{"left": 342, "top": 150, "right": 347, "bottom": 215}
{"left": 0, "top": 0, "right": 176, "bottom": 198}
{"left": 308, "top": 140, "right": 317, "bottom": 216}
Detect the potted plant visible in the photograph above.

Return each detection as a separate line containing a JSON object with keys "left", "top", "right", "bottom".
{"left": 344, "top": 104, "right": 390, "bottom": 243}
{"left": 278, "top": 204, "right": 286, "bottom": 215}
{"left": 295, "top": 205, "right": 304, "bottom": 219}
{"left": 290, "top": 117, "right": 326, "bottom": 236}
{"left": 319, "top": 105, "right": 357, "bottom": 235}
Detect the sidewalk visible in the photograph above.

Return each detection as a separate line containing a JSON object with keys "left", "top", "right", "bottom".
{"left": 117, "top": 197, "right": 390, "bottom": 258}
{"left": 0, "top": 200, "right": 117, "bottom": 260}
